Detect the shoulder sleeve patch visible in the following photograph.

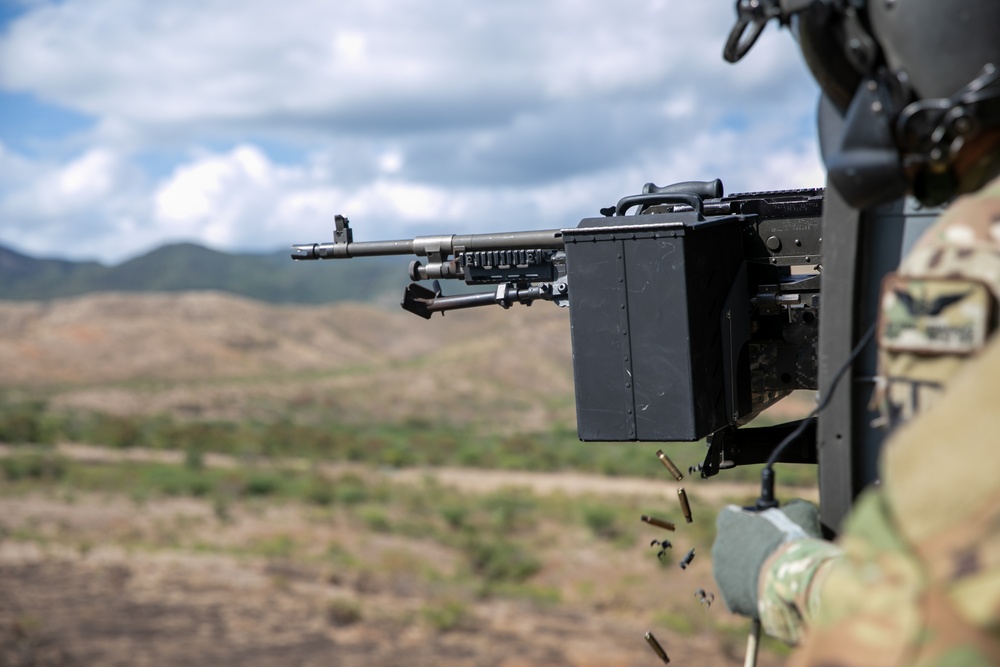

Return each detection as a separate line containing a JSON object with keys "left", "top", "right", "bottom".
{"left": 879, "top": 274, "right": 993, "bottom": 355}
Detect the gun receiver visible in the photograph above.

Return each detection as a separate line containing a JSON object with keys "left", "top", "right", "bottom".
{"left": 292, "top": 180, "right": 824, "bottom": 462}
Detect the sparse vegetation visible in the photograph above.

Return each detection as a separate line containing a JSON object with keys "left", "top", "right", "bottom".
{"left": 0, "top": 446, "right": 785, "bottom": 665}
{"left": 0, "top": 293, "right": 812, "bottom": 665}
{"left": 421, "top": 598, "right": 472, "bottom": 632}
{"left": 0, "top": 398, "right": 816, "bottom": 487}
{"left": 326, "top": 598, "right": 363, "bottom": 627}
{"left": 462, "top": 537, "right": 541, "bottom": 586}
{"left": 0, "top": 450, "right": 66, "bottom": 482}
{"left": 580, "top": 503, "right": 620, "bottom": 540}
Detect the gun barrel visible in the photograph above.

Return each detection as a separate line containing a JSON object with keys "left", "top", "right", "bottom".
{"left": 292, "top": 229, "right": 563, "bottom": 260}
{"left": 291, "top": 239, "right": 416, "bottom": 260}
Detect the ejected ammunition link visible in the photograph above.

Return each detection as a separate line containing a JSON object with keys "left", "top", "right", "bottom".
{"left": 650, "top": 539, "right": 672, "bottom": 559}
{"left": 694, "top": 588, "right": 715, "bottom": 608}
{"left": 679, "top": 548, "right": 696, "bottom": 570}
{"left": 655, "top": 449, "right": 684, "bottom": 481}
{"left": 640, "top": 514, "right": 676, "bottom": 532}
{"left": 677, "top": 488, "right": 693, "bottom": 523}
{"left": 644, "top": 631, "right": 670, "bottom": 664}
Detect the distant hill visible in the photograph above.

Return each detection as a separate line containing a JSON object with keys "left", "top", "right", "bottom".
{"left": 0, "top": 292, "right": 576, "bottom": 434}
{"left": 0, "top": 242, "right": 412, "bottom": 304}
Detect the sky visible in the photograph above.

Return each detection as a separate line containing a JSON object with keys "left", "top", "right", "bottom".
{"left": 0, "top": 0, "right": 825, "bottom": 265}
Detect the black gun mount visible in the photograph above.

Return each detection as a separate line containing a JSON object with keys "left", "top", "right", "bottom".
{"left": 293, "top": 180, "right": 825, "bottom": 475}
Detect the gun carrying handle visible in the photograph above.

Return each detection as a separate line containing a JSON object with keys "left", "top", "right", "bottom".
{"left": 615, "top": 192, "right": 704, "bottom": 217}
{"left": 643, "top": 178, "right": 723, "bottom": 199}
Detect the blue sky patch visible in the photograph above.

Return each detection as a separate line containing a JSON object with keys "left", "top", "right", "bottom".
{"left": 131, "top": 138, "right": 310, "bottom": 183}
{"left": 0, "top": 2, "right": 32, "bottom": 31}
{"left": 0, "top": 91, "right": 95, "bottom": 155}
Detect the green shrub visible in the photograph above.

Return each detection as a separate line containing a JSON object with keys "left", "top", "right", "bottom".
{"left": 581, "top": 504, "right": 622, "bottom": 541}
{"left": 254, "top": 534, "right": 296, "bottom": 558}
{"left": 304, "top": 476, "right": 335, "bottom": 506}
{"left": 480, "top": 489, "right": 537, "bottom": 533}
{"left": 439, "top": 503, "right": 469, "bottom": 530}
{"left": 421, "top": 599, "right": 471, "bottom": 632}
{"left": 0, "top": 400, "right": 54, "bottom": 444}
{"left": 1, "top": 452, "right": 66, "bottom": 481}
{"left": 183, "top": 447, "right": 204, "bottom": 470}
{"left": 326, "top": 598, "right": 362, "bottom": 626}
{"left": 141, "top": 465, "right": 212, "bottom": 496}
{"left": 334, "top": 474, "right": 369, "bottom": 505}
{"left": 378, "top": 440, "right": 417, "bottom": 467}
{"left": 463, "top": 538, "right": 541, "bottom": 585}
{"left": 90, "top": 414, "right": 144, "bottom": 449}
{"left": 244, "top": 472, "right": 282, "bottom": 497}
{"left": 358, "top": 507, "right": 391, "bottom": 533}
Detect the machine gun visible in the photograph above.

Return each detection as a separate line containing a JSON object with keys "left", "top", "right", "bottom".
{"left": 293, "top": 179, "right": 826, "bottom": 478}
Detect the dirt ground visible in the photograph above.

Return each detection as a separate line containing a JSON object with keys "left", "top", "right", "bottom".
{"left": 0, "top": 293, "right": 812, "bottom": 665}
{"left": 0, "top": 450, "right": 796, "bottom": 667}
{"left": 0, "top": 543, "right": 661, "bottom": 667}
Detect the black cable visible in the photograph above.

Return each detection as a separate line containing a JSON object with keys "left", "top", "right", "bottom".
{"left": 756, "top": 321, "right": 877, "bottom": 509}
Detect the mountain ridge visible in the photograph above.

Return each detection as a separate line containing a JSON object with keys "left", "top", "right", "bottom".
{"left": 0, "top": 242, "right": 411, "bottom": 304}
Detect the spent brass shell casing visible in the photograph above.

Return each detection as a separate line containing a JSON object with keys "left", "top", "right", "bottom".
{"left": 677, "top": 487, "right": 693, "bottom": 523}
{"left": 655, "top": 449, "right": 684, "bottom": 481}
{"left": 644, "top": 631, "right": 670, "bottom": 664}
{"left": 640, "top": 515, "right": 676, "bottom": 532}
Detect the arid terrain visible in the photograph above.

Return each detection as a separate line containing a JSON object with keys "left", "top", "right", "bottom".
{"left": 0, "top": 292, "right": 577, "bottom": 433}
{"left": 0, "top": 292, "right": 812, "bottom": 666}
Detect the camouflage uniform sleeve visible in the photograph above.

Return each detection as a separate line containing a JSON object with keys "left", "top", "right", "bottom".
{"left": 759, "top": 176, "right": 1000, "bottom": 663}
{"left": 755, "top": 488, "right": 925, "bottom": 652}
{"left": 756, "top": 536, "right": 843, "bottom": 644}
{"left": 785, "top": 489, "right": 929, "bottom": 666}
{"left": 781, "top": 335, "right": 1000, "bottom": 666}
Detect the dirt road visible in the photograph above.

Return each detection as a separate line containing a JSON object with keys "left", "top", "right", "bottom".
{"left": 8, "top": 442, "right": 818, "bottom": 504}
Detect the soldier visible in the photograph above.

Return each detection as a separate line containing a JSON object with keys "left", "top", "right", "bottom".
{"left": 711, "top": 1, "right": 1000, "bottom": 664}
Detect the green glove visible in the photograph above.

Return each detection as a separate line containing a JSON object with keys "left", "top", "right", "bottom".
{"left": 711, "top": 499, "right": 823, "bottom": 618}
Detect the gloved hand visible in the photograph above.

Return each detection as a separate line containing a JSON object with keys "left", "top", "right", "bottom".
{"left": 711, "top": 499, "right": 823, "bottom": 618}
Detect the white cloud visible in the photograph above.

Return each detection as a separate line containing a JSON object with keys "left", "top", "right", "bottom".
{"left": 0, "top": 0, "right": 825, "bottom": 263}
{"left": 0, "top": 0, "right": 814, "bottom": 131}
{"left": 6, "top": 147, "right": 123, "bottom": 218}
{"left": 53, "top": 148, "right": 116, "bottom": 205}
{"left": 153, "top": 145, "right": 327, "bottom": 248}
{"left": 377, "top": 150, "right": 403, "bottom": 175}
{"left": 0, "top": 142, "right": 164, "bottom": 262}
{"left": 332, "top": 31, "right": 368, "bottom": 65}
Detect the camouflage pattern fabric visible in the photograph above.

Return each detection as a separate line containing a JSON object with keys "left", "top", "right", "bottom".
{"left": 874, "top": 175, "right": 1000, "bottom": 425}
{"left": 770, "top": 329, "right": 1000, "bottom": 666}
{"left": 757, "top": 537, "right": 842, "bottom": 644}
{"left": 751, "top": 176, "right": 1000, "bottom": 663}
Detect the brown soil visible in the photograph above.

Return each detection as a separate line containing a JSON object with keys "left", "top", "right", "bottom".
{"left": 0, "top": 293, "right": 811, "bottom": 665}
{"left": 0, "top": 444, "right": 806, "bottom": 667}
{"left": 0, "top": 484, "right": 785, "bottom": 667}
